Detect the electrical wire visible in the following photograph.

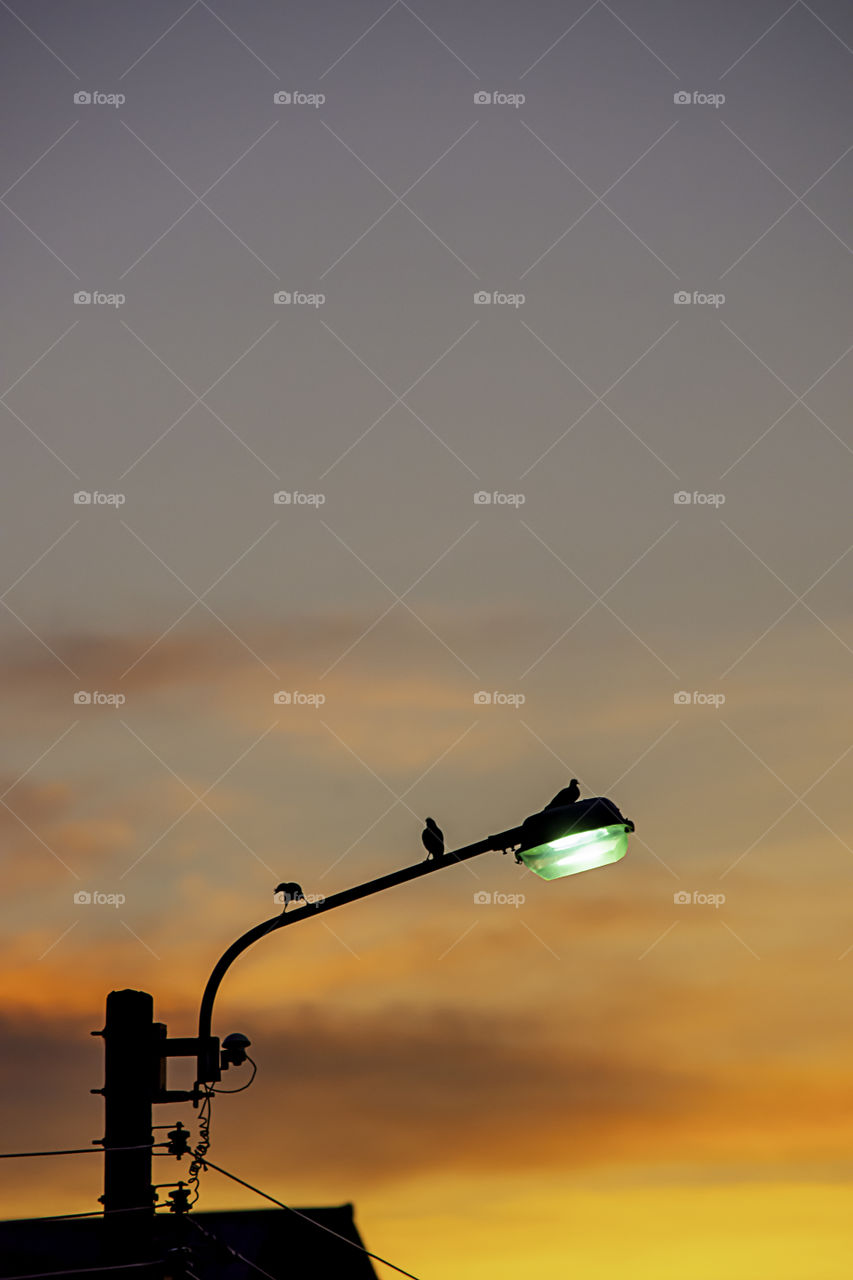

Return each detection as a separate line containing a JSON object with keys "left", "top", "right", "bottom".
{"left": 211, "top": 1054, "right": 257, "bottom": 1094}
{"left": 184, "top": 1215, "right": 278, "bottom": 1280}
{"left": 194, "top": 1153, "right": 422, "bottom": 1280}
{"left": 185, "top": 1088, "right": 213, "bottom": 1208}
{"left": 0, "top": 1150, "right": 99, "bottom": 1161}
{"left": 2, "top": 1207, "right": 166, "bottom": 1225}
{"left": 0, "top": 1146, "right": 157, "bottom": 1160}
{"left": 0, "top": 1262, "right": 158, "bottom": 1280}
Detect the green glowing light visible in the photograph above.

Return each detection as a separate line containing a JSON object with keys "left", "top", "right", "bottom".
{"left": 519, "top": 823, "right": 630, "bottom": 880}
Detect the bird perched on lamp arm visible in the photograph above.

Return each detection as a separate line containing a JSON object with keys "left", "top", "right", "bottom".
{"left": 421, "top": 816, "right": 445, "bottom": 860}
{"left": 275, "top": 881, "right": 306, "bottom": 911}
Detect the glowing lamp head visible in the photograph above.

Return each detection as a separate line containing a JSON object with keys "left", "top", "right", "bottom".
{"left": 516, "top": 797, "right": 634, "bottom": 880}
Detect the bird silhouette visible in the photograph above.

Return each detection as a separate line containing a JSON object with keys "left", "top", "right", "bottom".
{"left": 421, "top": 817, "right": 445, "bottom": 860}
{"left": 545, "top": 779, "right": 580, "bottom": 809}
{"left": 275, "top": 881, "right": 306, "bottom": 910}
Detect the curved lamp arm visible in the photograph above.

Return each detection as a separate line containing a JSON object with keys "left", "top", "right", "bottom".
{"left": 196, "top": 827, "right": 521, "bottom": 1083}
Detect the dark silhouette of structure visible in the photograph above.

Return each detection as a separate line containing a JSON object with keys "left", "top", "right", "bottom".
{"left": 0, "top": 1206, "right": 380, "bottom": 1278}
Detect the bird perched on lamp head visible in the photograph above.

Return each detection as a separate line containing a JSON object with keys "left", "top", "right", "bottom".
{"left": 545, "top": 779, "right": 580, "bottom": 809}
{"left": 275, "top": 881, "right": 306, "bottom": 910}
{"left": 421, "top": 816, "right": 445, "bottom": 860}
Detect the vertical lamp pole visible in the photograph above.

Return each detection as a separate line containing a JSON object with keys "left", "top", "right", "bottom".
{"left": 93, "top": 989, "right": 206, "bottom": 1259}
{"left": 99, "top": 990, "right": 156, "bottom": 1215}
{"left": 92, "top": 990, "right": 156, "bottom": 1262}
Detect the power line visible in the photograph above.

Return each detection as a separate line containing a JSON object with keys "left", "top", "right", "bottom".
{"left": 211, "top": 1055, "right": 257, "bottom": 1094}
{"left": 0, "top": 1149, "right": 156, "bottom": 1161}
{"left": 0, "top": 1151, "right": 98, "bottom": 1161}
{"left": 2, "top": 1207, "right": 165, "bottom": 1225}
{"left": 196, "top": 1154, "right": 422, "bottom": 1280}
{"left": 185, "top": 1215, "right": 278, "bottom": 1280}
{"left": 186, "top": 1088, "right": 213, "bottom": 1207}
{"left": 0, "top": 1261, "right": 157, "bottom": 1280}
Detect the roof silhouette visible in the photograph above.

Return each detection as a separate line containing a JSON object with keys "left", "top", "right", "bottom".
{"left": 0, "top": 1204, "right": 380, "bottom": 1278}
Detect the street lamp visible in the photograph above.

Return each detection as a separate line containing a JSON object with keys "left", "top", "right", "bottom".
{"left": 194, "top": 791, "right": 635, "bottom": 1085}
{"left": 94, "top": 787, "right": 634, "bottom": 1226}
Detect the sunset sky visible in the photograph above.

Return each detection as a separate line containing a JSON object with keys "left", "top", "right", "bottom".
{"left": 1, "top": 2, "right": 852, "bottom": 1277}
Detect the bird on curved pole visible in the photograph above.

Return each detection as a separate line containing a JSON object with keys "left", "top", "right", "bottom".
{"left": 274, "top": 881, "right": 306, "bottom": 911}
